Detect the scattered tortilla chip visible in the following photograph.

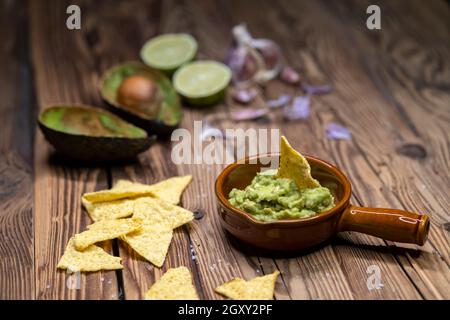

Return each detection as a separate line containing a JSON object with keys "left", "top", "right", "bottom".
{"left": 215, "top": 271, "right": 280, "bottom": 300}
{"left": 277, "top": 136, "right": 319, "bottom": 189}
{"left": 133, "top": 197, "right": 194, "bottom": 229}
{"left": 78, "top": 176, "right": 193, "bottom": 268}
{"left": 120, "top": 197, "right": 193, "bottom": 267}
{"left": 82, "top": 187, "right": 154, "bottom": 204}
{"left": 57, "top": 237, "right": 122, "bottom": 272}
{"left": 121, "top": 219, "right": 173, "bottom": 268}
{"left": 112, "top": 179, "right": 136, "bottom": 190}
{"left": 82, "top": 197, "right": 135, "bottom": 221}
{"left": 82, "top": 175, "right": 192, "bottom": 204}
{"left": 136, "top": 175, "right": 192, "bottom": 205}
{"left": 74, "top": 218, "right": 142, "bottom": 251}
{"left": 81, "top": 196, "right": 95, "bottom": 215}
{"left": 144, "top": 267, "right": 199, "bottom": 300}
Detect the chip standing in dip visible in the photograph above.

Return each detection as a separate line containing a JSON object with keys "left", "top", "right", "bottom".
{"left": 229, "top": 169, "right": 334, "bottom": 222}
{"left": 228, "top": 136, "right": 334, "bottom": 222}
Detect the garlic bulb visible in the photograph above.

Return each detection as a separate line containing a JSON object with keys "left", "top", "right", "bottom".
{"left": 226, "top": 24, "right": 283, "bottom": 85}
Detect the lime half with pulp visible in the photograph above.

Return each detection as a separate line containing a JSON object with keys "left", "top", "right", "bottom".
{"left": 140, "top": 33, "right": 197, "bottom": 74}
{"left": 173, "top": 61, "right": 232, "bottom": 106}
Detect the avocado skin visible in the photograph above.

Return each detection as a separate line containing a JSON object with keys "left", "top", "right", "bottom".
{"left": 104, "top": 104, "right": 178, "bottom": 138}
{"left": 38, "top": 121, "right": 156, "bottom": 162}
{"left": 100, "top": 61, "right": 182, "bottom": 138}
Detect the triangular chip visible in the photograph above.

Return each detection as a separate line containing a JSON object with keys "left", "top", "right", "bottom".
{"left": 215, "top": 271, "right": 280, "bottom": 300}
{"left": 82, "top": 197, "right": 95, "bottom": 215}
{"left": 277, "top": 136, "right": 319, "bottom": 189}
{"left": 144, "top": 267, "right": 199, "bottom": 300}
{"left": 82, "top": 175, "right": 192, "bottom": 204}
{"left": 82, "top": 197, "right": 135, "bottom": 222}
{"left": 119, "top": 197, "right": 193, "bottom": 267}
{"left": 57, "top": 237, "right": 122, "bottom": 272}
{"left": 112, "top": 179, "right": 135, "bottom": 190}
{"left": 136, "top": 175, "right": 192, "bottom": 205}
{"left": 74, "top": 218, "right": 142, "bottom": 250}
{"left": 121, "top": 219, "right": 173, "bottom": 268}
{"left": 82, "top": 186, "right": 156, "bottom": 204}
{"left": 133, "top": 197, "right": 194, "bottom": 229}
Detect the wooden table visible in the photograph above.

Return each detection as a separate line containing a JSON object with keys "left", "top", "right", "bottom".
{"left": 1, "top": 0, "right": 449, "bottom": 300}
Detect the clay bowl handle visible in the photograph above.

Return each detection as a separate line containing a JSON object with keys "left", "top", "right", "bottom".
{"left": 337, "top": 205, "right": 430, "bottom": 245}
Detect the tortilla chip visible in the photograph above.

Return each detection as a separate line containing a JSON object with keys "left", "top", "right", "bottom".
{"left": 112, "top": 179, "right": 135, "bottom": 190}
{"left": 74, "top": 218, "right": 142, "bottom": 250}
{"left": 119, "top": 197, "right": 193, "bottom": 267}
{"left": 82, "top": 187, "right": 154, "bottom": 204}
{"left": 82, "top": 198, "right": 135, "bottom": 222}
{"left": 133, "top": 197, "right": 194, "bottom": 229}
{"left": 81, "top": 196, "right": 95, "bottom": 215}
{"left": 121, "top": 219, "right": 173, "bottom": 268}
{"left": 82, "top": 175, "right": 192, "bottom": 204}
{"left": 138, "top": 175, "right": 192, "bottom": 205}
{"left": 57, "top": 237, "right": 122, "bottom": 272}
{"left": 277, "top": 136, "right": 319, "bottom": 189}
{"left": 144, "top": 267, "right": 199, "bottom": 300}
{"left": 215, "top": 271, "right": 280, "bottom": 300}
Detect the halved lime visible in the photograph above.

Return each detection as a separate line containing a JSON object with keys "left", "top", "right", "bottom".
{"left": 140, "top": 33, "right": 197, "bottom": 74}
{"left": 173, "top": 61, "right": 232, "bottom": 106}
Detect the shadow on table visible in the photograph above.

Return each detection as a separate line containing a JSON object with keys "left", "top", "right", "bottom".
{"left": 46, "top": 152, "right": 141, "bottom": 169}
{"left": 226, "top": 232, "right": 428, "bottom": 259}
{"left": 225, "top": 232, "right": 331, "bottom": 259}
{"left": 332, "top": 235, "right": 428, "bottom": 258}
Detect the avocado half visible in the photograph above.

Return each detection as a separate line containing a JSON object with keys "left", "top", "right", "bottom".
{"left": 38, "top": 105, "right": 156, "bottom": 162}
{"left": 100, "top": 61, "right": 182, "bottom": 137}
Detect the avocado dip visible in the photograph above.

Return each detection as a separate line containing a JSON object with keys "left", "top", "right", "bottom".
{"left": 228, "top": 170, "right": 334, "bottom": 222}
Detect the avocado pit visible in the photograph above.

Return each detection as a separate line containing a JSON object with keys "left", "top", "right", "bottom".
{"left": 117, "top": 75, "right": 161, "bottom": 118}
{"left": 100, "top": 62, "right": 182, "bottom": 137}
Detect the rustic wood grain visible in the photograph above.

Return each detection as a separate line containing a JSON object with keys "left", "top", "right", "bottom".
{"left": 272, "top": 0, "right": 450, "bottom": 298}
{"left": 176, "top": 0, "right": 296, "bottom": 300}
{"left": 1, "top": 0, "right": 448, "bottom": 300}
{"left": 72, "top": 0, "right": 199, "bottom": 300}
{"left": 313, "top": 0, "right": 450, "bottom": 299}
{"left": 30, "top": 0, "right": 119, "bottom": 299}
{"left": 79, "top": 0, "right": 291, "bottom": 300}
{"left": 0, "top": 0, "right": 35, "bottom": 300}
{"left": 223, "top": 0, "right": 423, "bottom": 299}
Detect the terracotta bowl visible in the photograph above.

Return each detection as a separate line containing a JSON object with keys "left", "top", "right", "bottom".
{"left": 215, "top": 154, "right": 430, "bottom": 251}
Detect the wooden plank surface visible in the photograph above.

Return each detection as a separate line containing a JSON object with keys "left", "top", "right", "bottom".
{"left": 0, "top": 0, "right": 35, "bottom": 300}
{"left": 228, "top": 0, "right": 425, "bottom": 299}
{"left": 0, "top": 0, "right": 448, "bottom": 300}
{"left": 30, "top": 0, "right": 119, "bottom": 299}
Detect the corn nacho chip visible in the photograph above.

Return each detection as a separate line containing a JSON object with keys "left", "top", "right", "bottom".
{"left": 120, "top": 197, "right": 193, "bottom": 267}
{"left": 82, "top": 175, "right": 192, "bottom": 204}
{"left": 277, "top": 136, "right": 319, "bottom": 189}
{"left": 121, "top": 219, "right": 173, "bottom": 267}
{"left": 82, "top": 187, "right": 154, "bottom": 204}
{"left": 74, "top": 218, "right": 142, "bottom": 250}
{"left": 82, "top": 198, "right": 135, "bottom": 221}
{"left": 138, "top": 175, "right": 192, "bottom": 205}
{"left": 112, "top": 179, "right": 135, "bottom": 189}
{"left": 133, "top": 197, "right": 194, "bottom": 229}
{"left": 215, "top": 271, "right": 280, "bottom": 300}
{"left": 145, "top": 267, "right": 199, "bottom": 300}
{"left": 57, "top": 237, "right": 122, "bottom": 272}
{"left": 81, "top": 196, "right": 95, "bottom": 215}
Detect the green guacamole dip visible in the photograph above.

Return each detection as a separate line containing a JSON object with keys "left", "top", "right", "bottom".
{"left": 228, "top": 170, "right": 334, "bottom": 222}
